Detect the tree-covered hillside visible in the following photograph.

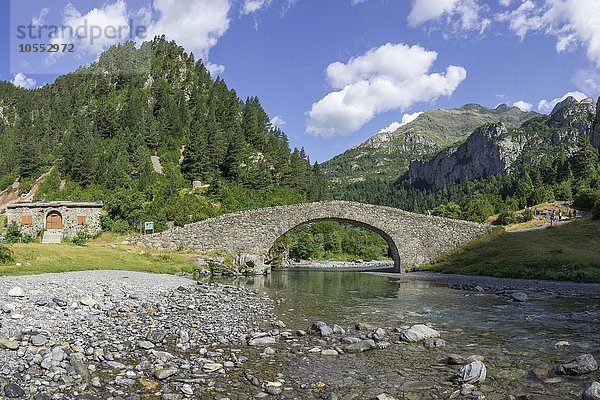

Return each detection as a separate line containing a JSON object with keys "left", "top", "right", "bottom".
{"left": 336, "top": 99, "right": 600, "bottom": 223}
{"left": 0, "top": 38, "right": 329, "bottom": 232}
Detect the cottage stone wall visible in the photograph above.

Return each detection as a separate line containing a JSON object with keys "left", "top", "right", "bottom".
{"left": 128, "top": 200, "right": 492, "bottom": 273}
{"left": 6, "top": 202, "right": 102, "bottom": 239}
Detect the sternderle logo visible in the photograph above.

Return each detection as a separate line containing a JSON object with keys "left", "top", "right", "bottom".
{"left": 10, "top": 0, "right": 150, "bottom": 76}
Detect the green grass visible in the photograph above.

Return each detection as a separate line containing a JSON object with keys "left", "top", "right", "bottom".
{"left": 0, "top": 233, "right": 198, "bottom": 276}
{"left": 427, "top": 220, "right": 600, "bottom": 283}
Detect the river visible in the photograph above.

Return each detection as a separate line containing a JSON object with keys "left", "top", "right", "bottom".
{"left": 211, "top": 268, "right": 600, "bottom": 399}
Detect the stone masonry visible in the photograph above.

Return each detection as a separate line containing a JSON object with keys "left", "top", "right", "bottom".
{"left": 128, "top": 201, "right": 491, "bottom": 273}
{"left": 6, "top": 201, "right": 103, "bottom": 239}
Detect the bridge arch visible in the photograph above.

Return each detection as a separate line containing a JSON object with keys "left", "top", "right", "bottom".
{"left": 265, "top": 217, "right": 401, "bottom": 271}
{"left": 128, "top": 201, "right": 491, "bottom": 274}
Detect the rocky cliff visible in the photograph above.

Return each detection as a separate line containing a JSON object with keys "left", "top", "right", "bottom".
{"left": 322, "top": 104, "right": 539, "bottom": 185}
{"left": 407, "top": 97, "right": 599, "bottom": 190}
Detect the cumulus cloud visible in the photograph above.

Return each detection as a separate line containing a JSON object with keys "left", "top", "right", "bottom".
{"left": 12, "top": 73, "right": 37, "bottom": 89}
{"left": 407, "top": 0, "right": 490, "bottom": 33}
{"left": 498, "top": 0, "right": 600, "bottom": 67}
{"left": 498, "top": 0, "right": 512, "bottom": 6}
{"left": 206, "top": 62, "right": 225, "bottom": 76}
{"left": 378, "top": 121, "right": 402, "bottom": 134}
{"left": 50, "top": 1, "right": 130, "bottom": 56}
{"left": 377, "top": 112, "right": 424, "bottom": 134}
{"left": 537, "top": 91, "right": 589, "bottom": 113}
{"left": 145, "top": 0, "right": 231, "bottom": 60}
{"left": 512, "top": 100, "right": 533, "bottom": 111}
{"left": 306, "top": 43, "right": 466, "bottom": 136}
{"left": 241, "top": 0, "right": 271, "bottom": 15}
{"left": 270, "top": 115, "right": 286, "bottom": 128}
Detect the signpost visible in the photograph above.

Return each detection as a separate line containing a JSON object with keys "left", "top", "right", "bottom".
{"left": 144, "top": 221, "right": 154, "bottom": 235}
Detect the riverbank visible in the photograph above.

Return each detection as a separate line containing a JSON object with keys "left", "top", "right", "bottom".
{"left": 0, "top": 270, "right": 275, "bottom": 399}
{"left": 426, "top": 219, "right": 600, "bottom": 283}
{"left": 371, "top": 271, "right": 600, "bottom": 298}
{"left": 288, "top": 259, "right": 392, "bottom": 270}
{"left": 0, "top": 233, "right": 198, "bottom": 276}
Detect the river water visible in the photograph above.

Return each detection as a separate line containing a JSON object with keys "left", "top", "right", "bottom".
{"left": 212, "top": 269, "right": 600, "bottom": 399}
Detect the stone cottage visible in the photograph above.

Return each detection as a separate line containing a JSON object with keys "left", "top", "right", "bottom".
{"left": 5, "top": 201, "right": 103, "bottom": 243}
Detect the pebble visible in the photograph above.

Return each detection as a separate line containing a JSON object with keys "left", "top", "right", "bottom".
{"left": 399, "top": 325, "right": 440, "bottom": 343}
{"left": 153, "top": 367, "right": 178, "bottom": 380}
{"left": 4, "top": 383, "right": 26, "bottom": 398}
{"left": 8, "top": 287, "right": 25, "bottom": 297}
{"left": 511, "top": 292, "right": 528, "bottom": 302}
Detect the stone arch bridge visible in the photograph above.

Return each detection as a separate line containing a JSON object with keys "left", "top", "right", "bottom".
{"left": 129, "top": 201, "right": 491, "bottom": 273}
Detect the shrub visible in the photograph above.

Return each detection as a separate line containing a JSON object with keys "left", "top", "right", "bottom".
{"left": 71, "top": 232, "right": 88, "bottom": 246}
{"left": 496, "top": 211, "right": 518, "bottom": 226}
{"left": 0, "top": 242, "right": 13, "bottom": 265}
{"left": 5, "top": 222, "right": 22, "bottom": 243}
{"left": 574, "top": 188, "right": 600, "bottom": 210}
{"left": 521, "top": 208, "right": 534, "bottom": 222}
{"left": 110, "top": 219, "right": 131, "bottom": 234}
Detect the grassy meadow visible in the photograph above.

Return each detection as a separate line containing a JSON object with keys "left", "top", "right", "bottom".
{"left": 428, "top": 220, "right": 600, "bottom": 283}
{"left": 0, "top": 233, "right": 197, "bottom": 276}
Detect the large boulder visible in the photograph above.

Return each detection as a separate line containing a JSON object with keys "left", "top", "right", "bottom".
{"left": 582, "top": 382, "right": 600, "bottom": 400}
{"left": 399, "top": 324, "right": 440, "bottom": 343}
{"left": 308, "top": 321, "right": 333, "bottom": 337}
{"left": 452, "top": 361, "right": 487, "bottom": 384}
{"left": 556, "top": 354, "right": 598, "bottom": 376}
{"left": 344, "top": 339, "right": 376, "bottom": 353}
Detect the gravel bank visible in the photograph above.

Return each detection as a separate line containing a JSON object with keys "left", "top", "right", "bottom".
{"left": 371, "top": 271, "right": 600, "bottom": 297}
{"left": 0, "top": 270, "right": 274, "bottom": 399}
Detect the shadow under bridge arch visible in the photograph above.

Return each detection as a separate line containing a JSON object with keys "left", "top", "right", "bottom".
{"left": 266, "top": 217, "right": 402, "bottom": 272}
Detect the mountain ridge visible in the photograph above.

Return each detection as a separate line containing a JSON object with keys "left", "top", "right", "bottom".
{"left": 323, "top": 103, "right": 540, "bottom": 185}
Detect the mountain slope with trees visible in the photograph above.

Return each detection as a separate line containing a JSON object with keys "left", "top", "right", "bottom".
{"left": 335, "top": 97, "right": 600, "bottom": 223}
{"left": 0, "top": 37, "right": 328, "bottom": 232}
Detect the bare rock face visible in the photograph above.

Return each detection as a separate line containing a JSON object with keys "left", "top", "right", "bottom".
{"left": 407, "top": 123, "right": 525, "bottom": 190}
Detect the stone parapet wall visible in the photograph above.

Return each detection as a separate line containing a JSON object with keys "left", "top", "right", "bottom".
{"left": 127, "top": 201, "right": 491, "bottom": 273}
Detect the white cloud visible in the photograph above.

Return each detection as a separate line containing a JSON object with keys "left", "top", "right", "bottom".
{"left": 12, "top": 73, "right": 37, "bottom": 89}
{"left": 145, "top": 0, "right": 231, "bottom": 60}
{"left": 512, "top": 100, "right": 533, "bottom": 111}
{"left": 306, "top": 43, "right": 466, "bottom": 136}
{"left": 498, "top": 0, "right": 600, "bottom": 67}
{"left": 498, "top": 0, "right": 512, "bottom": 6}
{"left": 537, "top": 91, "right": 589, "bottom": 113}
{"left": 32, "top": 7, "right": 50, "bottom": 27}
{"left": 574, "top": 69, "right": 600, "bottom": 94}
{"left": 206, "top": 62, "right": 225, "bottom": 76}
{"left": 242, "top": 0, "right": 271, "bottom": 15}
{"left": 378, "top": 121, "right": 402, "bottom": 134}
{"left": 46, "top": 0, "right": 130, "bottom": 64}
{"left": 270, "top": 115, "right": 286, "bottom": 128}
{"left": 351, "top": 0, "right": 367, "bottom": 5}
{"left": 407, "top": 0, "right": 489, "bottom": 33}
{"left": 377, "top": 112, "right": 424, "bottom": 134}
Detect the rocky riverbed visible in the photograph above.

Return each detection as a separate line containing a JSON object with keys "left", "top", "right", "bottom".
{"left": 0, "top": 270, "right": 277, "bottom": 399}
{"left": 0, "top": 270, "right": 598, "bottom": 399}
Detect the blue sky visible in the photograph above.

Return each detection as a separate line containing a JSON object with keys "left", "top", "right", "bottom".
{"left": 2, "top": 0, "right": 600, "bottom": 162}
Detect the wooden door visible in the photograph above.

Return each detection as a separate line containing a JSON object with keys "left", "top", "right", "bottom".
{"left": 46, "top": 212, "right": 63, "bottom": 230}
